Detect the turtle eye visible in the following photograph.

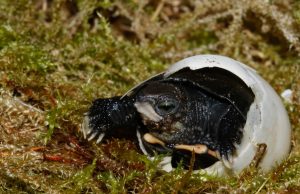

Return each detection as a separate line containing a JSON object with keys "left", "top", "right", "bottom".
{"left": 156, "top": 98, "right": 179, "bottom": 116}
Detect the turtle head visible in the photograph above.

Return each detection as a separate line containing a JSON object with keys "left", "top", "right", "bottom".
{"left": 134, "top": 82, "right": 187, "bottom": 146}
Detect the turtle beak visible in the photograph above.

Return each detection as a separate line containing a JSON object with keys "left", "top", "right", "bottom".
{"left": 174, "top": 144, "right": 220, "bottom": 160}
{"left": 143, "top": 133, "right": 166, "bottom": 147}
{"left": 137, "top": 132, "right": 173, "bottom": 154}
{"left": 134, "top": 102, "right": 162, "bottom": 122}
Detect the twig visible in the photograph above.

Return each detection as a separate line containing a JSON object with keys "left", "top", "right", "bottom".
{"left": 151, "top": 0, "right": 165, "bottom": 22}
{"left": 254, "top": 177, "right": 270, "bottom": 194}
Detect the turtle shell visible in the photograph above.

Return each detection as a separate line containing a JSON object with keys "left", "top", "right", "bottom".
{"left": 122, "top": 55, "right": 291, "bottom": 175}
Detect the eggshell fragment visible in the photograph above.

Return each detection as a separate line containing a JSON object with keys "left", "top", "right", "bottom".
{"left": 164, "top": 55, "right": 291, "bottom": 175}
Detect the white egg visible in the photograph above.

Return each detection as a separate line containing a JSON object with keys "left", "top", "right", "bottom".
{"left": 82, "top": 54, "right": 291, "bottom": 176}
{"left": 159, "top": 55, "right": 291, "bottom": 175}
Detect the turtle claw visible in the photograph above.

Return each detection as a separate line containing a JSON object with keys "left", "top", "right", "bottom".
{"left": 222, "top": 155, "right": 232, "bottom": 169}
{"left": 81, "top": 115, "right": 92, "bottom": 139}
{"left": 219, "top": 146, "right": 234, "bottom": 169}
{"left": 81, "top": 115, "right": 106, "bottom": 143}
{"left": 88, "top": 131, "right": 98, "bottom": 141}
{"left": 86, "top": 129, "right": 105, "bottom": 143}
{"left": 221, "top": 155, "right": 233, "bottom": 169}
{"left": 96, "top": 133, "right": 105, "bottom": 144}
{"left": 227, "top": 154, "right": 233, "bottom": 164}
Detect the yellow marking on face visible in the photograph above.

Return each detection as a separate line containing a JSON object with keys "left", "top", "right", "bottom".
{"left": 143, "top": 133, "right": 165, "bottom": 146}
{"left": 175, "top": 144, "right": 219, "bottom": 159}
{"left": 134, "top": 102, "right": 162, "bottom": 122}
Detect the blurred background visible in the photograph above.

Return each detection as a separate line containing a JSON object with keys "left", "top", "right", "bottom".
{"left": 0, "top": 0, "right": 299, "bottom": 193}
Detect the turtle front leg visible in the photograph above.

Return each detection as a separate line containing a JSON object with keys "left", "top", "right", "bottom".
{"left": 81, "top": 96, "right": 139, "bottom": 143}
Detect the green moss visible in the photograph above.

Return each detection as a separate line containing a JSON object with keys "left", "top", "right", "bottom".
{"left": 0, "top": 172, "right": 40, "bottom": 194}
{"left": 0, "top": 25, "right": 17, "bottom": 50}
{"left": 63, "top": 159, "right": 97, "bottom": 193}
{"left": 186, "top": 29, "right": 218, "bottom": 49}
{"left": 293, "top": 1, "right": 300, "bottom": 24}
{"left": 0, "top": 0, "right": 299, "bottom": 193}
{"left": 0, "top": 42, "right": 56, "bottom": 73}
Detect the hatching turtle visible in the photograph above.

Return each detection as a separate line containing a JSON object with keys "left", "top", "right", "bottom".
{"left": 81, "top": 55, "right": 291, "bottom": 176}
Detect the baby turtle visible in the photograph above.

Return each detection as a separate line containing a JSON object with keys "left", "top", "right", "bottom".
{"left": 81, "top": 55, "right": 291, "bottom": 176}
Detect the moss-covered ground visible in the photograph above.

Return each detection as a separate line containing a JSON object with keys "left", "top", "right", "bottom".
{"left": 0, "top": 0, "right": 299, "bottom": 193}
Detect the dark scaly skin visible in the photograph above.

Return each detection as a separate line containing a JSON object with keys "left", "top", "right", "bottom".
{"left": 86, "top": 80, "right": 247, "bottom": 169}
{"left": 135, "top": 81, "right": 245, "bottom": 161}
{"left": 87, "top": 96, "right": 140, "bottom": 139}
{"left": 176, "top": 81, "right": 244, "bottom": 159}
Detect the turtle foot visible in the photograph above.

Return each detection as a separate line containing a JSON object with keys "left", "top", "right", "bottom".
{"left": 81, "top": 113, "right": 106, "bottom": 143}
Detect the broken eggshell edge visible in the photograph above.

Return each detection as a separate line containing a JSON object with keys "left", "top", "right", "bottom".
{"left": 81, "top": 54, "right": 291, "bottom": 176}
{"left": 129, "top": 54, "right": 291, "bottom": 176}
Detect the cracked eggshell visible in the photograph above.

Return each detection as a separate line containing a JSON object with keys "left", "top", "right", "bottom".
{"left": 128, "top": 54, "right": 291, "bottom": 176}
{"left": 166, "top": 55, "right": 291, "bottom": 175}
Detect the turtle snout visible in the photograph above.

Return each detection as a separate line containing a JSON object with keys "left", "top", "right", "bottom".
{"left": 134, "top": 101, "right": 162, "bottom": 122}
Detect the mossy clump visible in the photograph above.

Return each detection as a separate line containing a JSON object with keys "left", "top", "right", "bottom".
{"left": 0, "top": 0, "right": 299, "bottom": 193}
